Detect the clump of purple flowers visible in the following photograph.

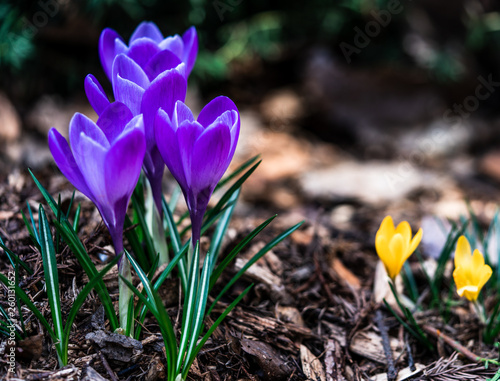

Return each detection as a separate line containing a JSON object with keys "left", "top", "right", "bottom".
{"left": 48, "top": 21, "right": 240, "bottom": 331}
{"left": 49, "top": 20, "right": 240, "bottom": 258}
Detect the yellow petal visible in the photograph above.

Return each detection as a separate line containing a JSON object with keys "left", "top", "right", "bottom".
{"left": 453, "top": 267, "right": 467, "bottom": 290}
{"left": 408, "top": 227, "right": 423, "bottom": 258}
{"left": 396, "top": 221, "right": 411, "bottom": 245}
{"left": 454, "top": 236, "right": 471, "bottom": 268}
{"left": 376, "top": 235, "right": 392, "bottom": 265}
{"left": 471, "top": 249, "right": 485, "bottom": 269}
{"left": 387, "top": 233, "right": 405, "bottom": 279}
{"left": 457, "top": 285, "right": 479, "bottom": 300}
{"left": 377, "top": 216, "right": 395, "bottom": 241}
{"left": 476, "top": 264, "right": 492, "bottom": 291}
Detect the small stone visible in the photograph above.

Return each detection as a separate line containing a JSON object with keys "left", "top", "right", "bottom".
{"left": 86, "top": 330, "right": 143, "bottom": 363}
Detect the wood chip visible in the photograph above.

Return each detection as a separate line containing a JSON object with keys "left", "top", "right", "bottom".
{"left": 349, "top": 330, "right": 403, "bottom": 364}
{"left": 300, "top": 344, "right": 326, "bottom": 381}
{"left": 371, "top": 363, "right": 425, "bottom": 381}
{"left": 234, "top": 257, "right": 291, "bottom": 303}
{"left": 331, "top": 257, "right": 361, "bottom": 290}
{"left": 0, "top": 210, "right": 15, "bottom": 220}
{"left": 241, "top": 337, "right": 294, "bottom": 380}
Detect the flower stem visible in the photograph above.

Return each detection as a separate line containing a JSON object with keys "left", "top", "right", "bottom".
{"left": 145, "top": 180, "right": 169, "bottom": 265}
{"left": 118, "top": 256, "right": 133, "bottom": 336}
{"left": 473, "top": 300, "right": 487, "bottom": 325}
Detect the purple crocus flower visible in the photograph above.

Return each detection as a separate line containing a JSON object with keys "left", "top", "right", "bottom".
{"left": 155, "top": 97, "right": 240, "bottom": 245}
{"left": 99, "top": 21, "right": 198, "bottom": 82}
{"left": 48, "top": 102, "right": 146, "bottom": 257}
{"left": 84, "top": 56, "right": 187, "bottom": 212}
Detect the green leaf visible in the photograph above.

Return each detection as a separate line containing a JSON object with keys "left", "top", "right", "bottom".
{"left": 177, "top": 243, "right": 201, "bottom": 372}
{"left": 29, "top": 169, "right": 119, "bottom": 331}
{"left": 119, "top": 273, "right": 178, "bottom": 380}
{"left": 0, "top": 273, "right": 57, "bottom": 341}
{"left": 134, "top": 243, "right": 188, "bottom": 340}
{"left": 38, "top": 205, "right": 64, "bottom": 366}
{"left": 182, "top": 247, "right": 212, "bottom": 375}
{"left": 208, "top": 221, "right": 303, "bottom": 315}
{"left": 61, "top": 255, "right": 120, "bottom": 365}
{"left": 209, "top": 190, "right": 239, "bottom": 271}
{"left": 210, "top": 214, "right": 277, "bottom": 291}
{"left": 124, "top": 215, "right": 151, "bottom": 270}
{"left": 215, "top": 155, "right": 260, "bottom": 191}
{"left": 204, "top": 161, "right": 261, "bottom": 224}
{"left": 183, "top": 284, "right": 253, "bottom": 377}
{"left": 131, "top": 193, "right": 157, "bottom": 266}
{"left": 162, "top": 196, "right": 187, "bottom": 291}
{"left": 73, "top": 204, "right": 81, "bottom": 232}
{"left": 21, "top": 207, "right": 40, "bottom": 251}
{"left": 0, "top": 237, "right": 33, "bottom": 275}
{"left": 125, "top": 251, "right": 177, "bottom": 362}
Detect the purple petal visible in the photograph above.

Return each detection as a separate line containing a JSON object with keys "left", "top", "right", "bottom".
{"left": 130, "top": 21, "right": 163, "bottom": 44}
{"left": 73, "top": 132, "right": 108, "bottom": 207}
{"left": 144, "top": 50, "right": 184, "bottom": 82}
{"left": 114, "top": 38, "right": 128, "bottom": 56}
{"left": 127, "top": 38, "right": 161, "bottom": 69}
{"left": 159, "top": 35, "right": 184, "bottom": 58}
{"left": 141, "top": 70, "right": 187, "bottom": 147}
{"left": 182, "top": 26, "right": 198, "bottom": 74}
{"left": 173, "top": 101, "right": 195, "bottom": 126}
{"left": 155, "top": 108, "right": 187, "bottom": 189}
{"left": 176, "top": 120, "right": 204, "bottom": 187}
{"left": 197, "top": 96, "right": 239, "bottom": 129}
{"left": 104, "top": 123, "right": 145, "bottom": 218}
{"left": 112, "top": 54, "right": 149, "bottom": 89}
{"left": 190, "top": 123, "right": 231, "bottom": 192}
{"left": 97, "top": 102, "right": 133, "bottom": 144}
{"left": 210, "top": 109, "right": 240, "bottom": 165}
{"left": 198, "top": 96, "right": 240, "bottom": 166}
{"left": 99, "top": 28, "right": 123, "bottom": 81}
{"left": 84, "top": 75, "right": 110, "bottom": 116}
{"left": 48, "top": 128, "right": 93, "bottom": 200}
{"left": 113, "top": 77, "right": 145, "bottom": 116}
{"left": 69, "top": 113, "right": 109, "bottom": 159}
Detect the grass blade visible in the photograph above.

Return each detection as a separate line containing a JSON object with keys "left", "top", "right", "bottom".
{"left": 210, "top": 215, "right": 277, "bottom": 291}
{"left": 204, "top": 161, "right": 261, "bottom": 224}
{"left": 183, "top": 284, "right": 253, "bottom": 377}
{"left": 215, "top": 155, "right": 260, "bottom": 191}
{"left": 208, "top": 221, "right": 303, "bottom": 315}
{"left": 29, "top": 169, "right": 119, "bottom": 331}
{"left": 208, "top": 191, "right": 239, "bottom": 272}
{"left": 38, "top": 205, "right": 64, "bottom": 365}
{"left": 131, "top": 193, "right": 157, "bottom": 266}
{"left": 61, "top": 255, "right": 120, "bottom": 365}
{"left": 0, "top": 273, "right": 57, "bottom": 341}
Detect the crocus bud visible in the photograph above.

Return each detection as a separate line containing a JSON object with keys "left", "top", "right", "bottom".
{"left": 375, "top": 215, "right": 423, "bottom": 280}
{"left": 453, "top": 235, "right": 492, "bottom": 302}
{"left": 155, "top": 96, "right": 240, "bottom": 245}
{"left": 48, "top": 102, "right": 146, "bottom": 257}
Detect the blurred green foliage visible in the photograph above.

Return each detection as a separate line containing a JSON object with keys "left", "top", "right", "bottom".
{"left": 1, "top": 0, "right": 500, "bottom": 103}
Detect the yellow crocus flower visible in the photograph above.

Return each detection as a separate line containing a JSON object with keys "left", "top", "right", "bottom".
{"left": 453, "top": 236, "right": 492, "bottom": 302}
{"left": 375, "top": 216, "right": 423, "bottom": 280}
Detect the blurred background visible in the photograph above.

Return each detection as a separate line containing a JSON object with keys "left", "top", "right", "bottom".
{"left": 3, "top": 0, "right": 500, "bottom": 221}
